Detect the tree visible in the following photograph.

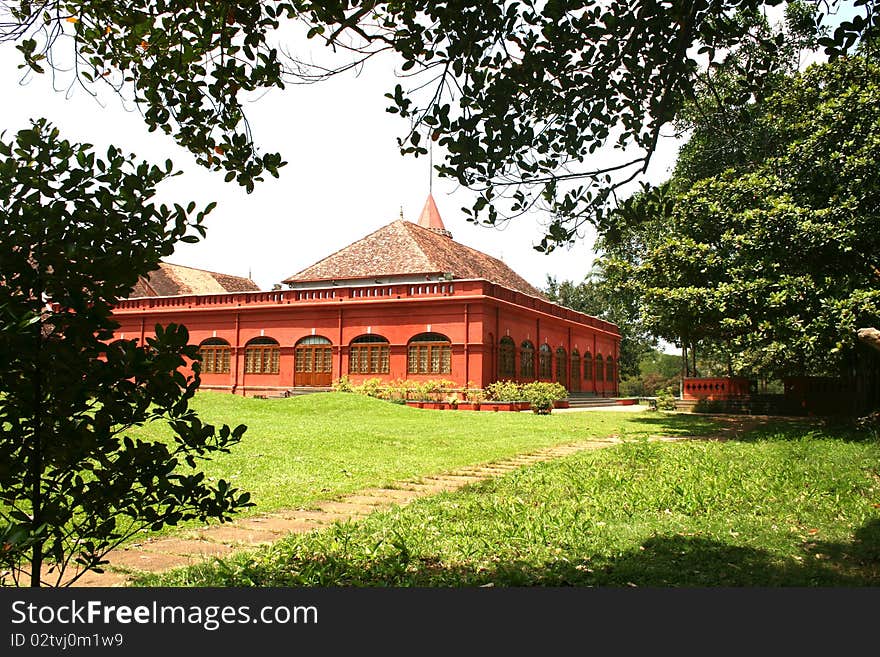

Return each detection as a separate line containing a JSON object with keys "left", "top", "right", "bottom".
{"left": 1, "top": 1, "right": 876, "bottom": 246}
{"left": 595, "top": 7, "right": 820, "bottom": 377}
{"left": 545, "top": 269, "right": 655, "bottom": 378}
{"left": 670, "top": 2, "right": 823, "bottom": 187}
{"left": 0, "top": 119, "right": 252, "bottom": 587}
{"left": 619, "top": 349, "right": 682, "bottom": 397}
{"left": 596, "top": 57, "right": 880, "bottom": 382}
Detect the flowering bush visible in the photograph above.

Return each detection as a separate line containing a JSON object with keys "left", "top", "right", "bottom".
{"left": 485, "top": 380, "right": 524, "bottom": 402}
{"left": 355, "top": 378, "right": 385, "bottom": 398}
{"left": 332, "top": 375, "right": 354, "bottom": 392}
{"left": 464, "top": 388, "right": 485, "bottom": 403}
{"left": 418, "top": 379, "right": 457, "bottom": 401}
{"left": 338, "top": 377, "right": 568, "bottom": 411}
{"left": 342, "top": 378, "right": 463, "bottom": 402}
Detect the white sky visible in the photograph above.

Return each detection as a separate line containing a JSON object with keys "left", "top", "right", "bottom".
{"left": 0, "top": 37, "right": 682, "bottom": 293}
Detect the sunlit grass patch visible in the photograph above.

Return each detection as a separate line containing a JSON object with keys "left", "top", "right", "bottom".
{"left": 140, "top": 424, "right": 880, "bottom": 587}
{"left": 131, "top": 392, "right": 721, "bottom": 522}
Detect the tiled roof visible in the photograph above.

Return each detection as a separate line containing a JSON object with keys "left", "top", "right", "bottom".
{"left": 283, "top": 219, "right": 546, "bottom": 299}
{"left": 128, "top": 262, "right": 260, "bottom": 298}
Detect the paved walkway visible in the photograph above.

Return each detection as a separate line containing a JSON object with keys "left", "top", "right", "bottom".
{"left": 69, "top": 436, "right": 642, "bottom": 587}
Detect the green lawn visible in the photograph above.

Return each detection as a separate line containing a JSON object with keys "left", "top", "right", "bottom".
{"left": 139, "top": 415, "right": 880, "bottom": 586}
{"left": 138, "top": 392, "right": 720, "bottom": 517}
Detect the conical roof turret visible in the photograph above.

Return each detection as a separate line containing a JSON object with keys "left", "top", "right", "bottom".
{"left": 417, "top": 194, "right": 452, "bottom": 238}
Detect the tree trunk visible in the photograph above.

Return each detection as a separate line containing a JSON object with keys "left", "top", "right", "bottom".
{"left": 680, "top": 343, "right": 687, "bottom": 398}
{"left": 30, "top": 246, "right": 44, "bottom": 588}
{"left": 858, "top": 328, "right": 880, "bottom": 353}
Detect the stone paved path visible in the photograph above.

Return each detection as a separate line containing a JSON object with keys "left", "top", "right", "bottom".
{"left": 69, "top": 436, "right": 640, "bottom": 587}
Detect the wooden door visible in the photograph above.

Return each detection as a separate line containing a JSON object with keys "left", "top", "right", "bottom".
{"left": 295, "top": 346, "right": 333, "bottom": 386}
{"left": 570, "top": 355, "right": 581, "bottom": 392}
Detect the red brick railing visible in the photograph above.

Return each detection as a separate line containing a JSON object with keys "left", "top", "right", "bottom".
{"left": 682, "top": 377, "right": 751, "bottom": 400}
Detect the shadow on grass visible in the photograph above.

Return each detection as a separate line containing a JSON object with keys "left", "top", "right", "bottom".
{"left": 736, "top": 416, "right": 878, "bottom": 444}
{"left": 628, "top": 413, "right": 876, "bottom": 444}
{"left": 623, "top": 413, "right": 725, "bottom": 436}
{"left": 143, "top": 519, "right": 880, "bottom": 588}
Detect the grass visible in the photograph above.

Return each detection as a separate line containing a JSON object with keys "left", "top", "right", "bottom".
{"left": 138, "top": 420, "right": 880, "bottom": 586}
{"left": 134, "top": 391, "right": 721, "bottom": 523}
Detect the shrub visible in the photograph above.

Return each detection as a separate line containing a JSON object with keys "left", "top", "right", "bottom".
{"left": 694, "top": 398, "right": 726, "bottom": 414}
{"left": 342, "top": 377, "right": 482, "bottom": 405}
{"left": 855, "top": 411, "right": 880, "bottom": 440}
{"left": 388, "top": 379, "right": 421, "bottom": 401}
{"left": 465, "top": 388, "right": 486, "bottom": 403}
{"left": 355, "top": 378, "right": 385, "bottom": 398}
{"left": 332, "top": 375, "right": 354, "bottom": 393}
{"left": 485, "top": 380, "right": 524, "bottom": 402}
{"left": 522, "top": 381, "right": 568, "bottom": 414}
{"left": 654, "top": 386, "right": 677, "bottom": 411}
{"left": 418, "top": 379, "right": 457, "bottom": 401}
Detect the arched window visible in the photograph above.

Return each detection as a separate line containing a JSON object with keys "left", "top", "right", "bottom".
{"left": 407, "top": 333, "right": 452, "bottom": 374}
{"left": 499, "top": 336, "right": 516, "bottom": 379}
{"left": 295, "top": 335, "right": 332, "bottom": 385}
{"left": 349, "top": 334, "right": 390, "bottom": 374}
{"left": 606, "top": 355, "right": 615, "bottom": 383}
{"left": 538, "top": 344, "right": 553, "bottom": 379}
{"left": 583, "top": 351, "right": 593, "bottom": 381}
{"left": 556, "top": 347, "right": 567, "bottom": 386}
{"left": 595, "top": 353, "right": 604, "bottom": 382}
{"left": 520, "top": 341, "right": 535, "bottom": 379}
{"left": 199, "top": 338, "right": 230, "bottom": 374}
{"left": 245, "top": 337, "right": 280, "bottom": 374}
{"left": 297, "top": 335, "right": 331, "bottom": 345}
{"left": 570, "top": 349, "right": 581, "bottom": 392}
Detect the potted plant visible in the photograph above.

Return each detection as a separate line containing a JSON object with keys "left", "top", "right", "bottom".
{"left": 460, "top": 387, "right": 484, "bottom": 411}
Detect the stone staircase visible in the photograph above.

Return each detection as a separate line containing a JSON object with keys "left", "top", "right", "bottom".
{"left": 285, "top": 387, "right": 333, "bottom": 396}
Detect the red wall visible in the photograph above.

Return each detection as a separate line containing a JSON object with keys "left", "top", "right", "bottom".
{"left": 112, "top": 280, "right": 620, "bottom": 396}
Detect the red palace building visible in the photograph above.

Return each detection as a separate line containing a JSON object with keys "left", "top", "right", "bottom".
{"left": 112, "top": 195, "right": 621, "bottom": 397}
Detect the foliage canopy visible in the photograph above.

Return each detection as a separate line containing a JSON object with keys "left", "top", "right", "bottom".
{"left": 3, "top": 1, "right": 877, "bottom": 246}
{"left": 598, "top": 57, "right": 880, "bottom": 378}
